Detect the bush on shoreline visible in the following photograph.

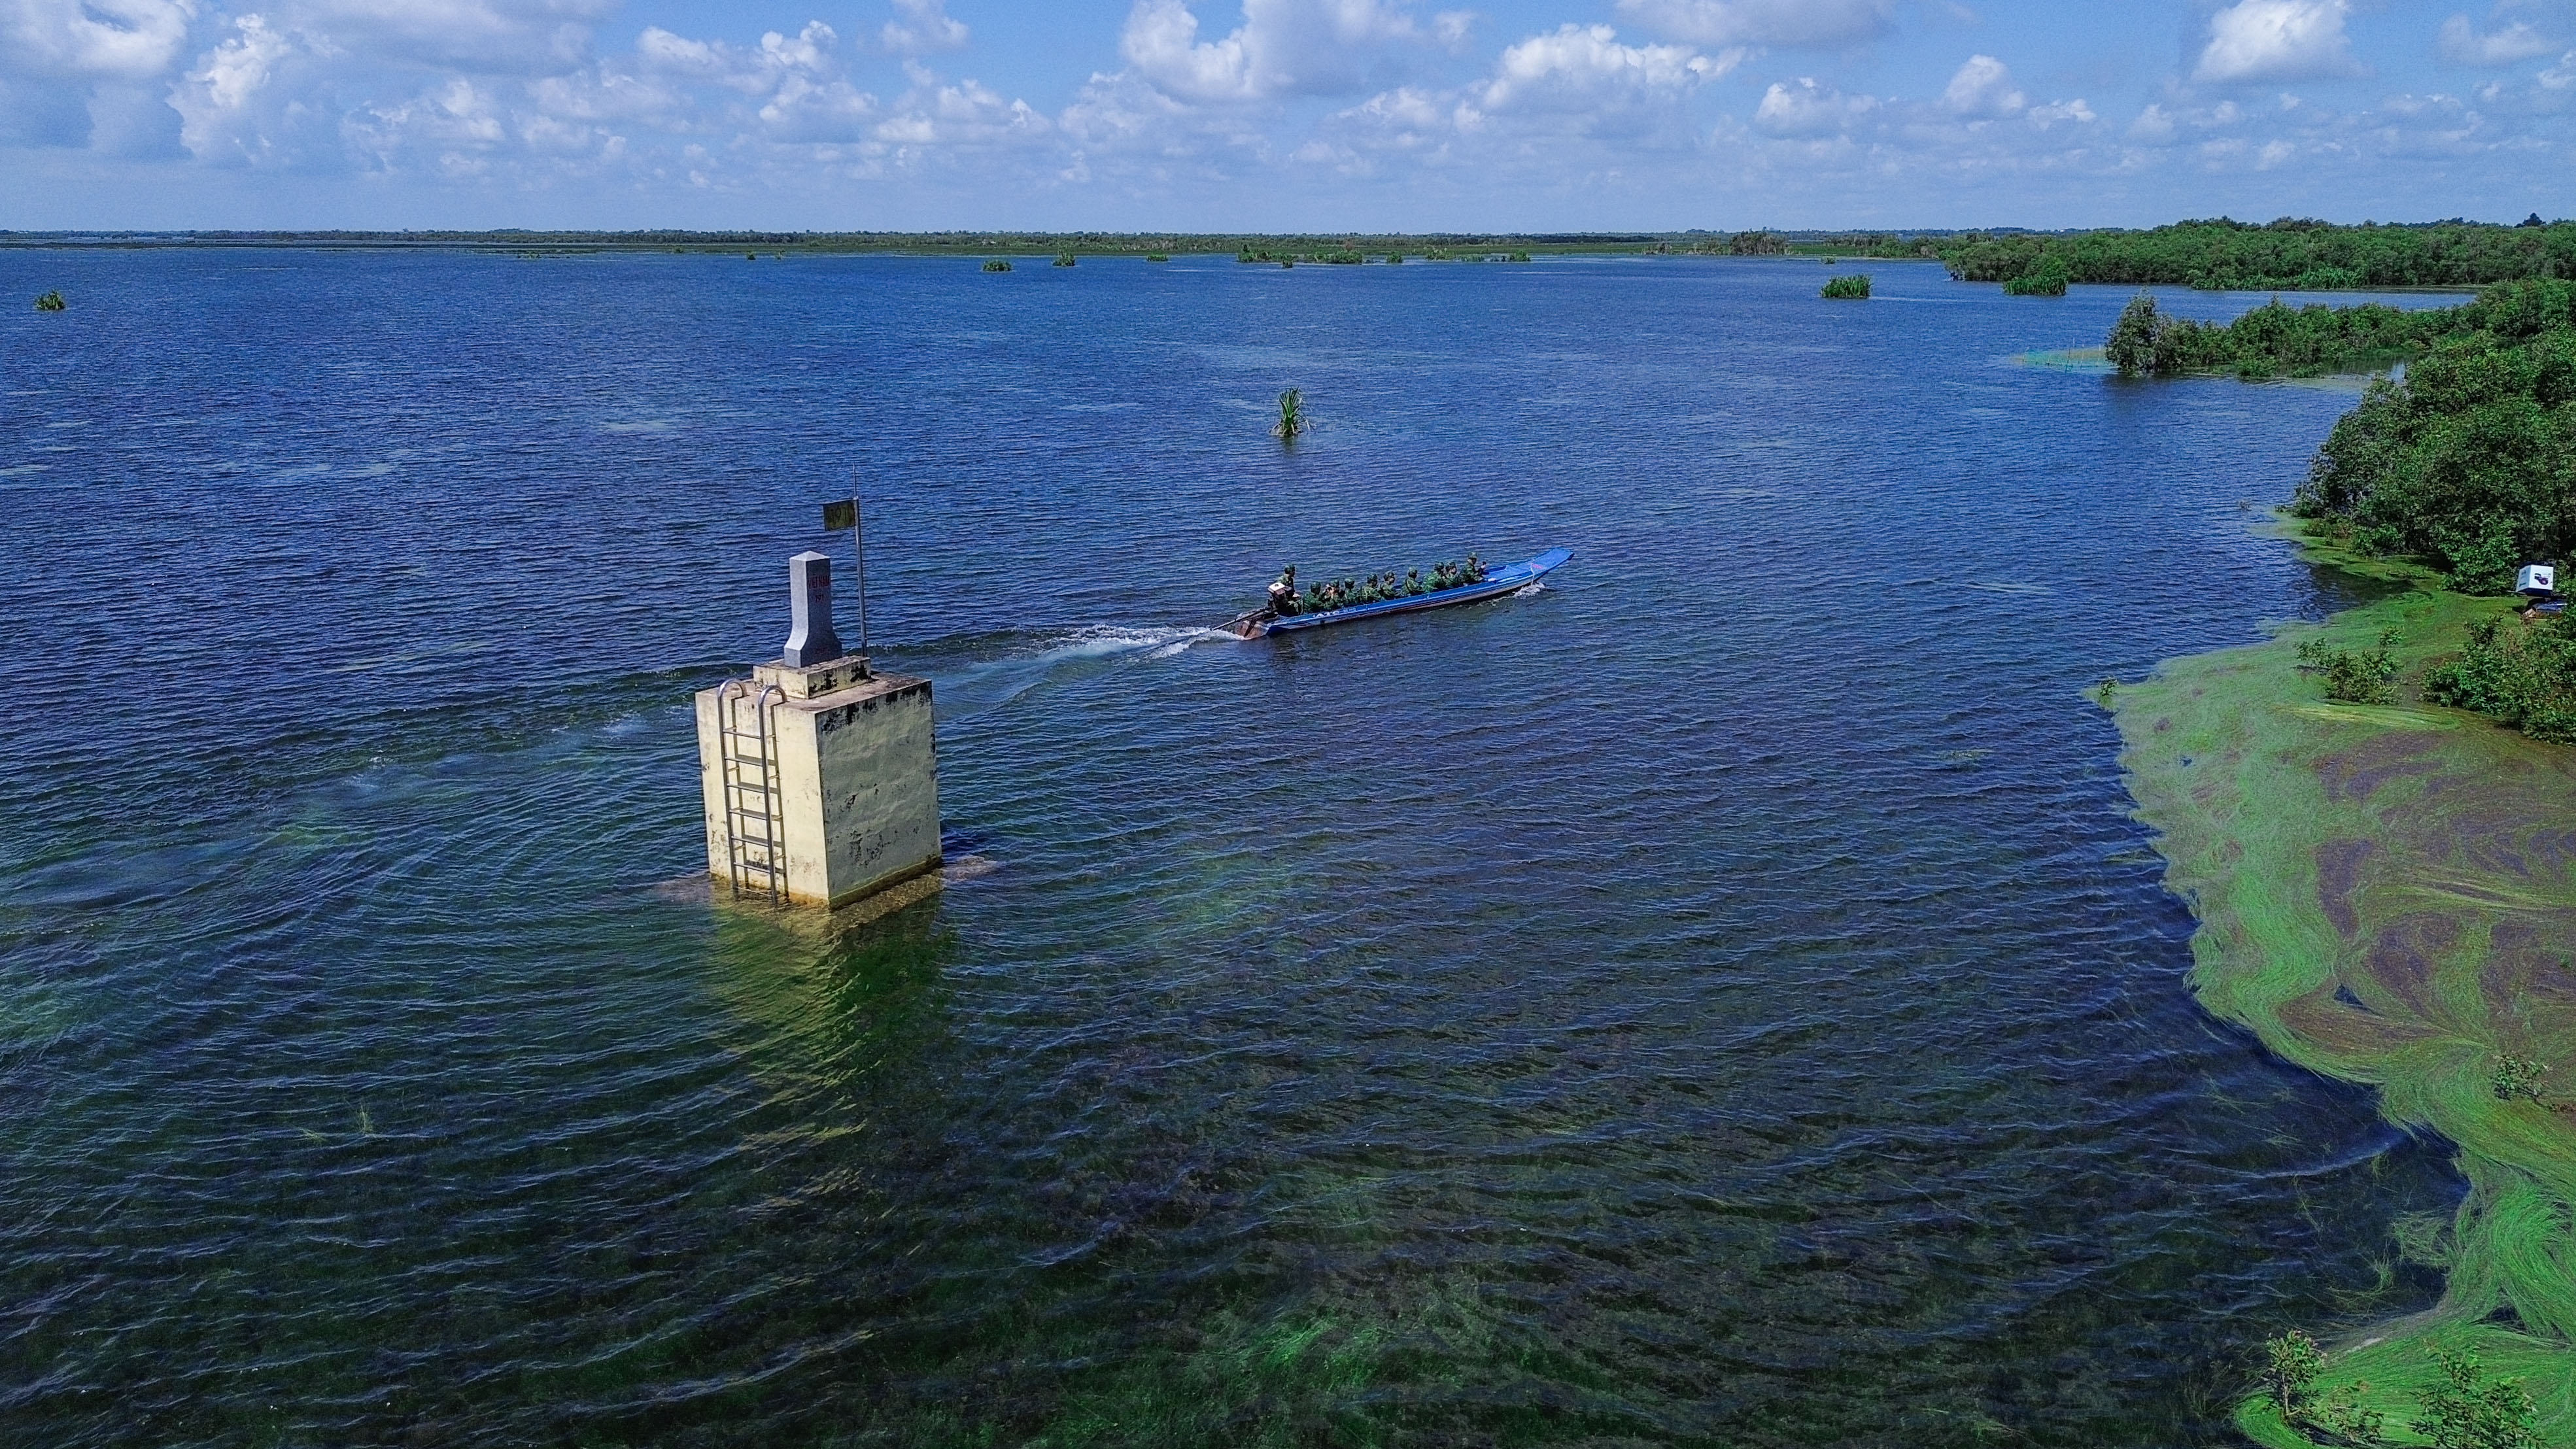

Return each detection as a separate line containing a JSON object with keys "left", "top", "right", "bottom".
{"left": 2426, "top": 613, "right": 2576, "bottom": 741}
{"left": 2285, "top": 279, "right": 2576, "bottom": 590}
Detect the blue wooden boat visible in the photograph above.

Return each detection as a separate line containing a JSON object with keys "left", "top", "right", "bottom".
{"left": 1224, "top": 547, "right": 1570, "bottom": 639}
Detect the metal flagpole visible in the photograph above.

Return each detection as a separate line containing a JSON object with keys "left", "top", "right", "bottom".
{"left": 848, "top": 473, "right": 868, "bottom": 655}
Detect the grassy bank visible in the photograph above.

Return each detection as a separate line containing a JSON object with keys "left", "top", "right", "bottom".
{"left": 2109, "top": 523, "right": 2576, "bottom": 1444}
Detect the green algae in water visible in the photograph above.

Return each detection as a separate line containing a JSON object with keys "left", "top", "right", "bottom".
{"left": 2112, "top": 528, "right": 2576, "bottom": 1442}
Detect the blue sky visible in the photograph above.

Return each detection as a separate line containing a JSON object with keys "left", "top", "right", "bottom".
{"left": 3, "top": 0, "right": 2572, "bottom": 230}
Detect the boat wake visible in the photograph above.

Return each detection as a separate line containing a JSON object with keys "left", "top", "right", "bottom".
{"left": 878, "top": 624, "right": 1220, "bottom": 721}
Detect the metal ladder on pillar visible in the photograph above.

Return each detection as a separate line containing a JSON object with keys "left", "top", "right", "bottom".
{"left": 718, "top": 681, "right": 786, "bottom": 902}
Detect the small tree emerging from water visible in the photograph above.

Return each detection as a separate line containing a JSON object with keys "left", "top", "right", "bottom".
{"left": 2414, "top": 1340, "right": 2541, "bottom": 1449}
{"left": 2262, "top": 1329, "right": 2388, "bottom": 1443}
{"left": 2106, "top": 294, "right": 2162, "bottom": 373}
{"left": 1821, "top": 273, "right": 1871, "bottom": 299}
{"left": 2265, "top": 1330, "right": 2326, "bottom": 1420}
{"left": 33, "top": 290, "right": 65, "bottom": 311}
{"left": 1274, "top": 388, "right": 1304, "bottom": 440}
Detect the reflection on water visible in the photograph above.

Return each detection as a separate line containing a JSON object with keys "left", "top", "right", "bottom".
{"left": 0, "top": 252, "right": 2471, "bottom": 1445}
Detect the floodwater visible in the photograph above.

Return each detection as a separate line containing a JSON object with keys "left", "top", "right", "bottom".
{"left": 0, "top": 250, "right": 2467, "bottom": 1445}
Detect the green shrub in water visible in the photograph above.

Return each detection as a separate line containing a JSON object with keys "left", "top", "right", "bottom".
{"left": 1053, "top": 251, "right": 1076, "bottom": 267}
{"left": 1273, "top": 388, "right": 1304, "bottom": 439}
{"left": 1821, "top": 273, "right": 1872, "bottom": 299}
{"left": 33, "top": 290, "right": 65, "bottom": 311}
{"left": 2295, "top": 637, "right": 2399, "bottom": 704}
{"left": 982, "top": 258, "right": 1012, "bottom": 272}
{"left": 1145, "top": 252, "right": 1169, "bottom": 262}
{"left": 2492, "top": 1053, "right": 2549, "bottom": 1102}
{"left": 2414, "top": 1340, "right": 2542, "bottom": 1449}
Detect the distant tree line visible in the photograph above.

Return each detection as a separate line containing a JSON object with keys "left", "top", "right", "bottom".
{"left": 1944, "top": 216, "right": 2576, "bottom": 293}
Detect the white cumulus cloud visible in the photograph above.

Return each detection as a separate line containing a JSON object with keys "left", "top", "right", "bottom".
{"left": 1119, "top": 0, "right": 1425, "bottom": 104}
{"left": 882, "top": 0, "right": 967, "bottom": 56}
{"left": 2437, "top": 14, "right": 2555, "bottom": 67}
{"left": 1613, "top": 0, "right": 1890, "bottom": 48}
{"left": 271, "top": 0, "right": 613, "bottom": 71}
{"left": 1473, "top": 23, "right": 1723, "bottom": 112}
{"left": 2195, "top": 0, "right": 2364, "bottom": 84}
{"left": 169, "top": 13, "right": 318, "bottom": 163}
{"left": 1752, "top": 75, "right": 1876, "bottom": 134}
{"left": 2025, "top": 96, "right": 2093, "bottom": 128}
{"left": 4, "top": 0, "right": 197, "bottom": 78}
{"left": 1942, "top": 53, "right": 2022, "bottom": 115}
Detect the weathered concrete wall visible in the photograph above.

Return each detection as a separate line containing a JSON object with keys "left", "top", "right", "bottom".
{"left": 695, "top": 668, "right": 941, "bottom": 910}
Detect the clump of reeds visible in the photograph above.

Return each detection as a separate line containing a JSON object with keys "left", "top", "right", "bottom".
{"left": 1273, "top": 388, "right": 1304, "bottom": 439}
{"left": 33, "top": 291, "right": 65, "bottom": 311}
{"left": 1052, "top": 251, "right": 1076, "bottom": 267}
{"left": 982, "top": 258, "right": 1012, "bottom": 272}
{"left": 1821, "top": 273, "right": 1871, "bottom": 299}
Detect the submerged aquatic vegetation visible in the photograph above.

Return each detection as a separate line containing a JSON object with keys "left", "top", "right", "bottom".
{"left": 33, "top": 290, "right": 64, "bottom": 311}
{"left": 1821, "top": 273, "right": 1871, "bottom": 299}
{"left": 2112, "top": 561, "right": 2576, "bottom": 1447}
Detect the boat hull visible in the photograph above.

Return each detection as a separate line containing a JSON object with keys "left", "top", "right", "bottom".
{"left": 1237, "top": 547, "right": 1568, "bottom": 638}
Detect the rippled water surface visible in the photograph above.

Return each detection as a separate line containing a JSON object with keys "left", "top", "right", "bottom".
{"left": 1, "top": 251, "right": 2468, "bottom": 1445}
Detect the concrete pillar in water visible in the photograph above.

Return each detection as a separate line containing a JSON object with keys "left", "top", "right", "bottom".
{"left": 693, "top": 552, "right": 941, "bottom": 909}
